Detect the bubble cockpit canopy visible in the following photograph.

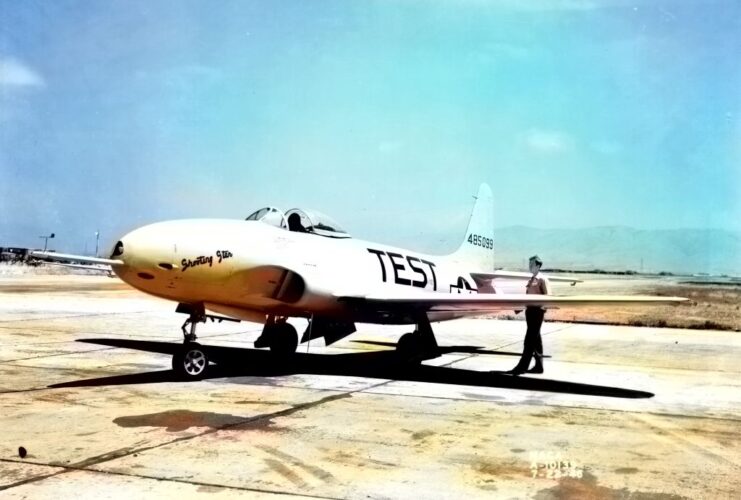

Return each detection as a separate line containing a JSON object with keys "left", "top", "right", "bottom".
{"left": 244, "top": 207, "right": 351, "bottom": 239}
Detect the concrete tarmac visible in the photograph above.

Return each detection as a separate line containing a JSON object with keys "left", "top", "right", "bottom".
{"left": 1, "top": 275, "right": 739, "bottom": 499}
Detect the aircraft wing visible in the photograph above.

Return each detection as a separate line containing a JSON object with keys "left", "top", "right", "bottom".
{"left": 29, "top": 251, "right": 124, "bottom": 267}
{"left": 337, "top": 291, "right": 687, "bottom": 314}
{"left": 472, "top": 271, "right": 581, "bottom": 284}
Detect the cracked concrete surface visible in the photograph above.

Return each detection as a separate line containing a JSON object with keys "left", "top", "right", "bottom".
{"left": 0, "top": 275, "right": 739, "bottom": 499}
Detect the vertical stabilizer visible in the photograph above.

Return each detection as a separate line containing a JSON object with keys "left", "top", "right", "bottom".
{"left": 446, "top": 183, "right": 494, "bottom": 272}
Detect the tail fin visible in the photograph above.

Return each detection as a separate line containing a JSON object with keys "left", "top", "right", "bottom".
{"left": 446, "top": 183, "right": 494, "bottom": 272}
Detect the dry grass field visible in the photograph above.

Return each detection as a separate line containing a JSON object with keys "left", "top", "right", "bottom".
{"left": 538, "top": 276, "right": 741, "bottom": 332}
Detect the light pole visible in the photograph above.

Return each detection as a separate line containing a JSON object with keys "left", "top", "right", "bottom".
{"left": 95, "top": 231, "right": 100, "bottom": 257}
{"left": 39, "top": 233, "right": 55, "bottom": 252}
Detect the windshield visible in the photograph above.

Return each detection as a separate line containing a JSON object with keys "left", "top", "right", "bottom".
{"left": 244, "top": 207, "right": 286, "bottom": 228}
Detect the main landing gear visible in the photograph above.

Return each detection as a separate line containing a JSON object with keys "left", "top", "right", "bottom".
{"left": 254, "top": 315, "right": 299, "bottom": 355}
{"left": 396, "top": 314, "right": 439, "bottom": 361}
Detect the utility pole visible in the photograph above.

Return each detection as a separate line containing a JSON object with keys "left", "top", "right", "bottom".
{"left": 95, "top": 231, "right": 100, "bottom": 257}
{"left": 39, "top": 233, "right": 55, "bottom": 252}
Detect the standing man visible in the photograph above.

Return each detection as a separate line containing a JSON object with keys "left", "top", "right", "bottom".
{"left": 508, "top": 255, "right": 550, "bottom": 375}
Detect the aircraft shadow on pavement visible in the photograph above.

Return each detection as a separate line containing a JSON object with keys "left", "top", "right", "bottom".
{"left": 49, "top": 338, "right": 653, "bottom": 399}
{"left": 352, "top": 340, "right": 552, "bottom": 358}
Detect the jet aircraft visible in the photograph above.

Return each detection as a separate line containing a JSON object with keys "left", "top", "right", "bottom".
{"left": 32, "top": 184, "right": 686, "bottom": 379}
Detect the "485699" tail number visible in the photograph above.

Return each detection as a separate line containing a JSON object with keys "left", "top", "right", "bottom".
{"left": 468, "top": 234, "right": 493, "bottom": 249}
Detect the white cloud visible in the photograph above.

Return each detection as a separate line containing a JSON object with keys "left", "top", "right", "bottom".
{"left": 523, "top": 129, "right": 574, "bottom": 154}
{"left": 0, "top": 57, "right": 45, "bottom": 88}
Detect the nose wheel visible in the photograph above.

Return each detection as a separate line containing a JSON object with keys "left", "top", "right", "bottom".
{"left": 172, "top": 303, "right": 243, "bottom": 380}
{"left": 174, "top": 307, "right": 210, "bottom": 380}
{"left": 172, "top": 342, "right": 209, "bottom": 380}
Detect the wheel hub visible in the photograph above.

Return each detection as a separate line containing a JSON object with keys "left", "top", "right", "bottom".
{"left": 183, "top": 349, "right": 206, "bottom": 375}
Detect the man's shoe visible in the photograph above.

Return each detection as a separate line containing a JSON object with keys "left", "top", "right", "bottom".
{"left": 527, "top": 365, "right": 544, "bottom": 374}
{"left": 505, "top": 368, "right": 527, "bottom": 376}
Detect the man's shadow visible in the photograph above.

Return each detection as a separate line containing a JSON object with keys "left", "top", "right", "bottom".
{"left": 49, "top": 338, "right": 653, "bottom": 399}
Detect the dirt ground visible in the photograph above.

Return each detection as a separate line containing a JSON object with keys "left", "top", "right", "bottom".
{"left": 519, "top": 275, "right": 740, "bottom": 332}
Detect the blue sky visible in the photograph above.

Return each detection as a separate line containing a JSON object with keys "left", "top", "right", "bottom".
{"left": 1, "top": 0, "right": 739, "bottom": 254}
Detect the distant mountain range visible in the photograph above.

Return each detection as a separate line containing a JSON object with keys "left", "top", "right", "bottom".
{"left": 492, "top": 226, "right": 740, "bottom": 276}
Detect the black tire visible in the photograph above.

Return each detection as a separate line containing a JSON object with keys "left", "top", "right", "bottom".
{"left": 396, "top": 332, "right": 420, "bottom": 358}
{"left": 269, "top": 323, "right": 299, "bottom": 355}
{"left": 172, "top": 343, "right": 209, "bottom": 380}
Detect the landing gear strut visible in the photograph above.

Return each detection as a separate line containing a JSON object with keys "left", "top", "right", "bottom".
{"left": 396, "top": 314, "right": 439, "bottom": 361}
{"left": 171, "top": 303, "right": 242, "bottom": 380}
{"left": 180, "top": 311, "right": 204, "bottom": 342}
{"left": 172, "top": 306, "right": 209, "bottom": 380}
{"left": 254, "top": 315, "right": 299, "bottom": 355}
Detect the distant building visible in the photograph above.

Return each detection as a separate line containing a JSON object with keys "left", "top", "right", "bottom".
{"left": 0, "top": 247, "right": 50, "bottom": 265}
{"left": 0, "top": 247, "right": 30, "bottom": 263}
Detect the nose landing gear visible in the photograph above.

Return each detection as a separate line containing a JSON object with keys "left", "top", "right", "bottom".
{"left": 173, "top": 309, "right": 210, "bottom": 380}
{"left": 171, "top": 303, "right": 243, "bottom": 380}
{"left": 180, "top": 311, "right": 203, "bottom": 343}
